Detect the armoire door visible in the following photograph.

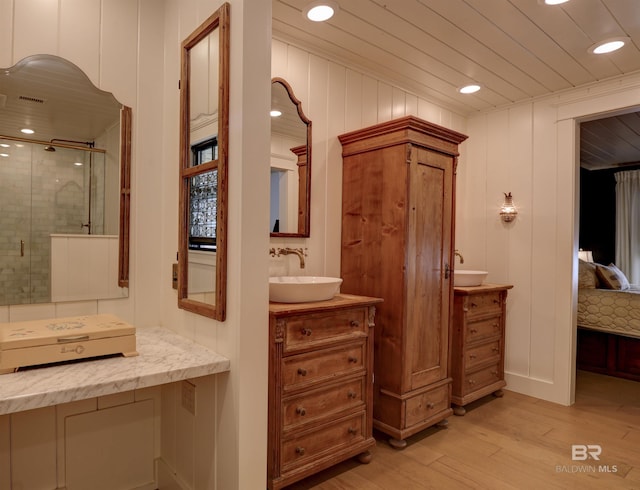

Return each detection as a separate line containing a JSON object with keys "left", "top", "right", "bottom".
{"left": 405, "top": 146, "right": 453, "bottom": 391}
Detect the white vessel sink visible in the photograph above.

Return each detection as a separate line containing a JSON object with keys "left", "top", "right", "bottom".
{"left": 454, "top": 270, "right": 488, "bottom": 287}
{"left": 269, "top": 276, "right": 343, "bottom": 303}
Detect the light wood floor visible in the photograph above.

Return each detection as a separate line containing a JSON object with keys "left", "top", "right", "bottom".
{"left": 285, "top": 371, "right": 640, "bottom": 489}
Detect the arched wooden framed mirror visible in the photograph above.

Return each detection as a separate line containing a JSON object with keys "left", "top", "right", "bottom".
{"left": 178, "top": 3, "right": 230, "bottom": 320}
{"left": 270, "top": 78, "right": 311, "bottom": 237}
{"left": 0, "top": 54, "right": 131, "bottom": 306}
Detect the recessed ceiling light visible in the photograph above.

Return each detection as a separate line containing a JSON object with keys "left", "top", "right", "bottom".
{"left": 20, "top": 128, "right": 34, "bottom": 134}
{"left": 303, "top": 1, "right": 338, "bottom": 22}
{"left": 74, "top": 162, "right": 84, "bottom": 166}
{"left": 589, "top": 37, "right": 629, "bottom": 54}
{"left": 270, "top": 110, "right": 282, "bottom": 117}
{"left": 0, "top": 143, "right": 9, "bottom": 148}
{"left": 543, "top": 0, "right": 570, "bottom": 5}
{"left": 0, "top": 153, "right": 9, "bottom": 157}
{"left": 458, "top": 84, "right": 481, "bottom": 94}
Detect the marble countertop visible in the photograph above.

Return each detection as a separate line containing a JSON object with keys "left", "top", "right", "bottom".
{"left": 0, "top": 326, "right": 230, "bottom": 415}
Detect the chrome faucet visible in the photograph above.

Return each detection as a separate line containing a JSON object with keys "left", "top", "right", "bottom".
{"left": 454, "top": 249, "right": 464, "bottom": 264}
{"left": 275, "top": 247, "right": 307, "bottom": 269}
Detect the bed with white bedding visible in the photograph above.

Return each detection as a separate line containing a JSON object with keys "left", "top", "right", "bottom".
{"left": 577, "top": 260, "right": 640, "bottom": 381}
{"left": 577, "top": 286, "right": 640, "bottom": 339}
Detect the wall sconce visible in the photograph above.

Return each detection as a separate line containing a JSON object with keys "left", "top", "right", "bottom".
{"left": 500, "top": 192, "right": 518, "bottom": 222}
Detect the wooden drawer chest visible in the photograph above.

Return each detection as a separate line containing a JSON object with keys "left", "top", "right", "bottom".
{"left": 268, "top": 294, "right": 382, "bottom": 490}
{"left": 451, "top": 284, "right": 512, "bottom": 415}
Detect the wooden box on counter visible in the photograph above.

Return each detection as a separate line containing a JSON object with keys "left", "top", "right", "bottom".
{"left": 268, "top": 294, "right": 382, "bottom": 490}
{"left": 0, "top": 314, "right": 137, "bottom": 374}
{"left": 451, "top": 284, "right": 512, "bottom": 415}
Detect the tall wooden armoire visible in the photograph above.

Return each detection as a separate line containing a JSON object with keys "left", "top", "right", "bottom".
{"left": 339, "top": 116, "right": 468, "bottom": 448}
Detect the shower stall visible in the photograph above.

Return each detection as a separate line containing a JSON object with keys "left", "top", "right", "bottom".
{"left": 0, "top": 139, "right": 108, "bottom": 305}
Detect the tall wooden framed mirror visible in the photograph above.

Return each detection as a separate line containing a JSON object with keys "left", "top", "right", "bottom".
{"left": 178, "top": 3, "right": 230, "bottom": 320}
{"left": 270, "top": 78, "right": 311, "bottom": 237}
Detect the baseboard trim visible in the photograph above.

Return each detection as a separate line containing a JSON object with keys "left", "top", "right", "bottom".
{"left": 157, "top": 458, "right": 189, "bottom": 490}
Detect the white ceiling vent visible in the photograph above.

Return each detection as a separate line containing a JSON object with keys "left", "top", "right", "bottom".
{"left": 18, "top": 94, "right": 46, "bottom": 104}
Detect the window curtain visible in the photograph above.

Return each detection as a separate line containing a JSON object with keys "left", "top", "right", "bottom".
{"left": 615, "top": 169, "right": 640, "bottom": 284}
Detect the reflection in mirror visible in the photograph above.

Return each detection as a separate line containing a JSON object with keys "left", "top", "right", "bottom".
{"left": 178, "top": 3, "right": 229, "bottom": 320}
{"left": 0, "top": 55, "right": 131, "bottom": 306}
{"left": 270, "top": 78, "right": 311, "bottom": 237}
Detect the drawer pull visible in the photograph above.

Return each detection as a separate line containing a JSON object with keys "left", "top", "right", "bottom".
{"left": 427, "top": 402, "right": 435, "bottom": 409}
{"left": 348, "top": 427, "right": 358, "bottom": 435}
{"left": 492, "top": 347, "right": 500, "bottom": 352}
{"left": 297, "top": 368, "right": 307, "bottom": 376}
{"left": 348, "top": 356, "right": 358, "bottom": 363}
{"left": 296, "top": 406, "right": 306, "bottom": 416}
{"left": 493, "top": 299, "right": 500, "bottom": 304}
{"left": 469, "top": 354, "right": 477, "bottom": 359}
{"left": 491, "top": 370, "right": 499, "bottom": 376}
{"left": 493, "top": 323, "right": 499, "bottom": 328}
{"left": 300, "top": 327, "right": 312, "bottom": 336}
{"left": 470, "top": 302, "right": 478, "bottom": 308}
{"left": 347, "top": 390, "right": 357, "bottom": 399}
{"left": 468, "top": 379, "right": 476, "bottom": 385}
{"left": 295, "top": 446, "right": 305, "bottom": 456}
{"left": 350, "top": 320, "right": 360, "bottom": 328}
{"left": 469, "top": 328, "right": 478, "bottom": 334}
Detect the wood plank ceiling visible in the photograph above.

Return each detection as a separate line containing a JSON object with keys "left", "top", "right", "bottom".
{"left": 273, "top": 0, "right": 640, "bottom": 169}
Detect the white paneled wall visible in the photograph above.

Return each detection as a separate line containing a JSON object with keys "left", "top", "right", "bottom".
{"left": 270, "top": 38, "right": 467, "bottom": 277}
{"left": 459, "top": 73, "right": 640, "bottom": 405}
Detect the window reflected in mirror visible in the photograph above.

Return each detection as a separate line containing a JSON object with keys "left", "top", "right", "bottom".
{"left": 270, "top": 78, "right": 311, "bottom": 237}
{"left": 178, "top": 3, "right": 229, "bottom": 320}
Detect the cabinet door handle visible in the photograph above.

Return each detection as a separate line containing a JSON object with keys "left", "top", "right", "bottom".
{"left": 301, "top": 327, "right": 312, "bottom": 336}
{"left": 492, "top": 347, "right": 500, "bottom": 352}
{"left": 348, "top": 427, "right": 358, "bottom": 435}
{"left": 347, "top": 390, "right": 357, "bottom": 399}
{"left": 350, "top": 320, "right": 360, "bottom": 328}
{"left": 295, "top": 446, "right": 305, "bottom": 456}
{"left": 468, "top": 379, "right": 476, "bottom": 385}
{"left": 297, "top": 368, "right": 307, "bottom": 376}
{"left": 348, "top": 356, "right": 358, "bottom": 363}
{"left": 469, "top": 328, "right": 478, "bottom": 334}
{"left": 444, "top": 263, "right": 450, "bottom": 279}
{"left": 427, "top": 402, "right": 435, "bottom": 409}
{"left": 20, "top": 239, "right": 25, "bottom": 257}
{"left": 296, "top": 406, "right": 306, "bottom": 416}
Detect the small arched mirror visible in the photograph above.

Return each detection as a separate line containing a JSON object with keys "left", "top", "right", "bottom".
{"left": 270, "top": 78, "right": 311, "bottom": 237}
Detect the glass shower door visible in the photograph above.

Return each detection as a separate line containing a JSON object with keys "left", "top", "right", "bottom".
{"left": 0, "top": 142, "right": 32, "bottom": 305}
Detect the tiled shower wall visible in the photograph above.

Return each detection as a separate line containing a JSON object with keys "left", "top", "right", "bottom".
{"left": 0, "top": 143, "right": 104, "bottom": 305}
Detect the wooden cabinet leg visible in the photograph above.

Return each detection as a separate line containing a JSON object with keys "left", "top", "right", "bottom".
{"left": 435, "top": 418, "right": 449, "bottom": 428}
{"left": 357, "top": 450, "right": 372, "bottom": 464}
{"left": 493, "top": 389, "right": 504, "bottom": 398}
{"left": 388, "top": 437, "right": 407, "bottom": 450}
{"left": 453, "top": 405, "right": 466, "bottom": 416}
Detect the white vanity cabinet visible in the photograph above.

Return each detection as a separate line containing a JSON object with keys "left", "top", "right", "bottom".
{"left": 0, "top": 326, "right": 230, "bottom": 490}
{"left": 2, "top": 388, "right": 159, "bottom": 490}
